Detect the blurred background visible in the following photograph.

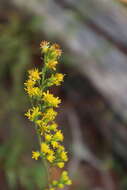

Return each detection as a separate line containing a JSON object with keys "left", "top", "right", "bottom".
{"left": 1, "top": 0, "right": 127, "bottom": 190}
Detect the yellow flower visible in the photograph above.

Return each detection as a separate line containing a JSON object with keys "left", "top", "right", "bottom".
{"left": 33, "top": 87, "right": 42, "bottom": 97}
{"left": 28, "top": 68, "right": 41, "bottom": 81}
{"left": 47, "top": 154, "right": 55, "bottom": 163}
{"left": 32, "top": 151, "right": 40, "bottom": 160}
{"left": 35, "top": 119, "right": 46, "bottom": 128}
{"left": 45, "top": 134, "right": 52, "bottom": 141}
{"left": 52, "top": 180, "right": 58, "bottom": 185}
{"left": 25, "top": 107, "right": 41, "bottom": 121}
{"left": 25, "top": 41, "right": 71, "bottom": 189}
{"left": 66, "top": 180, "right": 72, "bottom": 185}
{"left": 57, "top": 162, "right": 64, "bottom": 168}
{"left": 62, "top": 171, "right": 68, "bottom": 176}
{"left": 36, "top": 122, "right": 50, "bottom": 135}
{"left": 57, "top": 145, "right": 65, "bottom": 151}
{"left": 51, "top": 141, "right": 59, "bottom": 148}
{"left": 46, "top": 60, "right": 58, "bottom": 71}
{"left": 61, "top": 151, "right": 68, "bottom": 161}
{"left": 49, "top": 73, "right": 64, "bottom": 86}
{"left": 52, "top": 43, "right": 60, "bottom": 50}
{"left": 43, "top": 91, "right": 61, "bottom": 107}
{"left": 25, "top": 87, "right": 42, "bottom": 97}
{"left": 50, "top": 43, "right": 62, "bottom": 57}
{"left": 61, "top": 171, "right": 69, "bottom": 180}
{"left": 43, "top": 108, "right": 57, "bottom": 121}
{"left": 58, "top": 184, "right": 64, "bottom": 188}
{"left": 41, "top": 143, "right": 50, "bottom": 154}
{"left": 61, "top": 171, "right": 72, "bottom": 185}
{"left": 40, "top": 41, "right": 49, "bottom": 53}
{"left": 54, "top": 130, "right": 64, "bottom": 141}
{"left": 48, "top": 149, "right": 55, "bottom": 155}
{"left": 53, "top": 73, "right": 64, "bottom": 86}
{"left": 47, "top": 123, "right": 58, "bottom": 131}
{"left": 24, "top": 79, "right": 35, "bottom": 88}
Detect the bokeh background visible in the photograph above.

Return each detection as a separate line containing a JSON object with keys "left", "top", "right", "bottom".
{"left": 1, "top": 0, "right": 127, "bottom": 190}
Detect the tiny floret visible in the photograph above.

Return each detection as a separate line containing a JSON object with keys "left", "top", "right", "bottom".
{"left": 32, "top": 151, "right": 40, "bottom": 160}
{"left": 43, "top": 91, "right": 61, "bottom": 107}
{"left": 40, "top": 41, "right": 50, "bottom": 53}
{"left": 54, "top": 130, "right": 64, "bottom": 141}
{"left": 41, "top": 143, "right": 50, "bottom": 154}
{"left": 25, "top": 107, "right": 41, "bottom": 121}
{"left": 47, "top": 154, "right": 55, "bottom": 163}
{"left": 28, "top": 68, "right": 41, "bottom": 81}
{"left": 43, "top": 108, "right": 57, "bottom": 121}
{"left": 46, "top": 60, "right": 58, "bottom": 71}
{"left": 57, "top": 162, "right": 64, "bottom": 168}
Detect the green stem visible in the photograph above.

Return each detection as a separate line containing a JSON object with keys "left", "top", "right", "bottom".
{"left": 36, "top": 129, "right": 50, "bottom": 188}
{"left": 42, "top": 158, "right": 50, "bottom": 186}
{"left": 42, "top": 65, "right": 46, "bottom": 82}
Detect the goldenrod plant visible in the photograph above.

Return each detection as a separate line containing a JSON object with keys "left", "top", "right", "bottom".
{"left": 24, "top": 41, "right": 72, "bottom": 190}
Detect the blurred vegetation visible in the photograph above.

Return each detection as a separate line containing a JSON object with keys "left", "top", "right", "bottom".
{"left": 0, "top": 13, "right": 48, "bottom": 190}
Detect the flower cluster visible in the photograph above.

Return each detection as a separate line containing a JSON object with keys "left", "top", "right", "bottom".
{"left": 25, "top": 41, "right": 72, "bottom": 190}
{"left": 49, "top": 171, "right": 72, "bottom": 190}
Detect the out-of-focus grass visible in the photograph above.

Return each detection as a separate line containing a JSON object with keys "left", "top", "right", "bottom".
{"left": 0, "top": 13, "right": 48, "bottom": 190}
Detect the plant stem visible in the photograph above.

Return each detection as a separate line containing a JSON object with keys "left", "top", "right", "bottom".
{"left": 36, "top": 130, "right": 50, "bottom": 188}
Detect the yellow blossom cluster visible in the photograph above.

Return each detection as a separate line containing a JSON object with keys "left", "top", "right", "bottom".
{"left": 48, "top": 171, "right": 72, "bottom": 190}
{"left": 24, "top": 41, "right": 71, "bottom": 190}
{"left": 25, "top": 107, "right": 41, "bottom": 121}
{"left": 47, "top": 73, "right": 64, "bottom": 87}
{"left": 24, "top": 68, "right": 42, "bottom": 97}
{"left": 32, "top": 151, "right": 40, "bottom": 160}
{"left": 43, "top": 91, "right": 61, "bottom": 108}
